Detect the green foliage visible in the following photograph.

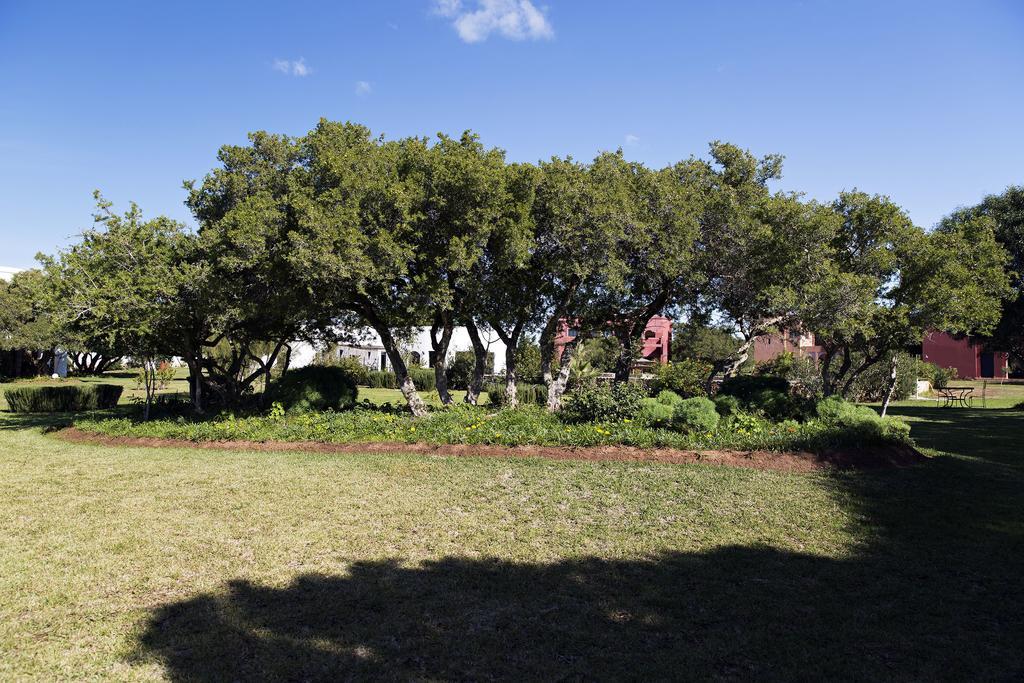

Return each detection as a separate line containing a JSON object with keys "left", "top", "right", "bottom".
{"left": 651, "top": 359, "right": 710, "bottom": 398}
{"left": 365, "top": 370, "right": 399, "bottom": 389}
{"left": 558, "top": 382, "right": 646, "bottom": 424}
{"left": 638, "top": 398, "right": 675, "bottom": 427}
{"left": 672, "top": 397, "right": 720, "bottom": 433}
{"left": 848, "top": 353, "right": 918, "bottom": 401}
{"left": 484, "top": 382, "right": 547, "bottom": 407}
{"left": 408, "top": 367, "right": 437, "bottom": 392}
{"left": 915, "top": 361, "right": 957, "bottom": 390}
{"left": 446, "top": 350, "right": 494, "bottom": 390}
{"left": 272, "top": 365, "right": 358, "bottom": 413}
{"left": 514, "top": 343, "right": 543, "bottom": 384}
{"left": 656, "top": 390, "right": 684, "bottom": 406}
{"left": 755, "top": 352, "right": 822, "bottom": 397}
{"left": 713, "top": 394, "right": 741, "bottom": 417}
{"left": 335, "top": 356, "right": 371, "bottom": 386}
{"left": 814, "top": 396, "right": 911, "bottom": 445}
{"left": 718, "top": 374, "right": 806, "bottom": 421}
{"left": 4, "top": 383, "right": 123, "bottom": 413}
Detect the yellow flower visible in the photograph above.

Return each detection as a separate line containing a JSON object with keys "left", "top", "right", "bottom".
{"left": 410, "top": 426, "right": 416, "bottom": 432}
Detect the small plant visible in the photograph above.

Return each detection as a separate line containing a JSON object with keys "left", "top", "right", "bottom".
{"left": 638, "top": 398, "right": 675, "bottom": 427}
{"left": 155, "top": 361, "right": 176, "bottom": 390}
{"left": 672, "top": 396, "right": 720, "bottom": 433}
{"left": 655, "top": 390, "right": 684, "bottom": 406}
{"left": 713, "top": 394, "right": 741, "bottom": 417}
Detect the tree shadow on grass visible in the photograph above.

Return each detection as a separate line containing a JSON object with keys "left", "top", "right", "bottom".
{"left": 0, "top": 411, "right": 73, "bottom": 432}
{"left": 135, "top": 407, "right": 1024, "bottom": 680}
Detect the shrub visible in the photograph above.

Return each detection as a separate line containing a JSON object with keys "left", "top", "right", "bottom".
{"left": 718, "top": 375, "right": 806, "bottom": 420}
{"left": 651, "top": 359, "right": 710, "bottom": 398}
{"left": 755, "top": 352, "right": 822, "bottom": 398}
{"left": 559, "top": 381, "right": 646, "bottom": 424}
{"left": 272, "top": 365, "right": 358, "bottom": 413}
{"left": 814, "top": 396, "right": 911, "bottom": 445}
{"left": 4, "top": 383, "right": 123, "bottom": 413}
{"left": 446, "top": 351, "right": 494, "bottom": 390}
{"left": 848, "top": 353, "right": 918, "bottom": 401}
{"left": 713, "top": 394, "right": 741, "bottom": 418}
{"left": 672, "top": 396, "right": 720, "bottom": 433}
{"left": 408, "top": 367, "right": 436, "bottom": 392}
{"left": 335, "top": 357, "right": 371, "bottom": 386}
{"left": 365, "top": 370, "right": 398, "bottom": 389}
{"left": 656, "top": 389, "right": 684, "bottom": 406}
{"left": 485, "top": 382, "right": 548, "bottom": 407}
{"left": 639, "top": 398, "right": 675, "bottom": 427}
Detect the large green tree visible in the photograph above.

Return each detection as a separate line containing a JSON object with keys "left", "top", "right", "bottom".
{"left": 940, "top": 186, "right": 1024, "bottom": 369}
{"left": 695, "top": 143, "right": 838, "bottom": 382}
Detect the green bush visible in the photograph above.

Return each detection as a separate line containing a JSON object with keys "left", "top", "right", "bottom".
{"left": 755, "top": 352, "right": 823, "bottom": 397}
{"left": 849, "top": 353, "right": 918, "bottom": 401}
{"left": 408, "top": 367, "right": 436, "bottom": 392}
{"left": 656, "top": 389, "right": 684, "bottom": 406}
{"left": 638, "top": 398, "right": 675, "bottom": 427}
{"left": 651, "top": 359, "right": 711, "bottom": 398}
{"left": 672, "top": 396, "right": 720, "bottom": 433}
{"left": 273, "top": 365, "right": 358, "bottom": 413}
{"left": 335, "top": 356, "right": 371, "bottom": 385}
{"left": 365, "top": 370, "right": 398, "bottom": 389}
{"left": 713, "top": 394, "right": 741, "bottom": 417}
{"left": 4, "top": 383, "right": 123, "bottom": 413}
{"left": 559, "top": 381, "right": 646, "bottom": 424}
{"left": 718, "top": 375, "right": 806, "bottom": 420}
{"left": 814, "top": 396, "right": 910, "bottom": 445}
{"left": 446, "top": 351, "right": 494, "bottom": 390}
{"left": 484, "top": 381, "right": 548, "bottom": 407}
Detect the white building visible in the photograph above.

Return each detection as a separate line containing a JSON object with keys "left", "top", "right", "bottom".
{"left": 294, "top": 326, "right": 508, "bottom": 374}
{"left": 0, "top": 266, "right": 24, "bottom": 282}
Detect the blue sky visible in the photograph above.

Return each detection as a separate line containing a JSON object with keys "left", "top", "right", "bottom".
{"left": 1, "top": 0, "right": 1022, "bottom": 267}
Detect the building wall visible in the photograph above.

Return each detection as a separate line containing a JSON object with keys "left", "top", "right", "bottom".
{"left": 921, "top": 331, "right": 1008, "bottom": 380}
{"left": 553, "top": 315, "right": 673, "bottom": 364}
{"left": 290, "top": 327, "right": 508, "bottom": 374}
{"left": 753, "top": 331, "right": 824, "bottom": 364}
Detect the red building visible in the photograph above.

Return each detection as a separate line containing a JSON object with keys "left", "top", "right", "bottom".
{"left": 554, "top": 315, "right": 673, "bottom": 364}
{"left": 754, "top": 329, "right": 1009, "bottom": 380}
{"left": 753, "top": 330, "right": 825, "bottom": 364}
{"left": 921, "top": 331, "right": 1008, "bottom": 380}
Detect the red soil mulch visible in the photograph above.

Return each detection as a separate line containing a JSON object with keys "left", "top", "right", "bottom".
{"left": 57, "top": 427, "right": 927, "bottom": 473}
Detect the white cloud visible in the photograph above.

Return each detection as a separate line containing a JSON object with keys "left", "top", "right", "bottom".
{"left": 355, "top": 80, "right": 372, "bottom": 95}
{"left": 625, "top": 134, "right": 640, "bottom": 145}
{"left": 273, "top": 58, "right": 311, "bottom": 77}
{"left": 433, "top": 0, "right": 554, "bottom": 43}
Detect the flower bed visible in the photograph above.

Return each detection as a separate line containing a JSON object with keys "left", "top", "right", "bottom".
{"left": 74, "top": 401, "right": 912, "bottom": 454}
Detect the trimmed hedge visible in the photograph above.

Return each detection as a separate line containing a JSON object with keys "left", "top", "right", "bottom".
{"left": 485, "top": 381, "right": 549, "bottom": 407}
{"left": 672, "top": 396, "right": 720, "bottom": 433}
{"left": 4, "top": 383, "right": 123, "bottom": 413}
{"left": 273, "top": 365, "right": 358, "bottom": 413}
{"left": 364, "top": 368, "right": 437, "bottom": 391}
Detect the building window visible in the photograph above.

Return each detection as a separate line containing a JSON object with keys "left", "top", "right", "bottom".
{"left": 644, "top": 330, "right": 656, "bottom": 339}
{"left": 410, "top": 351, "right": 422, "bottom": 367}
{"left": 568, "top": 328, "right": 579, "bottom": 338}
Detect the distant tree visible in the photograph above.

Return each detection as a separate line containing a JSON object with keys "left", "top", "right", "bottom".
{"left": 43, "top": 195, "right": 190, "bottom": 419}
{"left": 0, "top": 270, "right": 59, "bottom": 376}
{"left": 940, "top": 186, "right": 1024, "bottom": 370}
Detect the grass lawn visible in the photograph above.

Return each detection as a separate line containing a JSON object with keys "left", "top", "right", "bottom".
{"left": 1, "top": 402, "right": 1023, "bottom": 678}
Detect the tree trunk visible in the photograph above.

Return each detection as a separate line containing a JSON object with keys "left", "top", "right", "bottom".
{"left": 613, "top": 329, "right": 636, "bottom": 382}
{"left": 430, "top": 314, "right": 455, "bottom": 406}
{"left": 547, "top": 339, "right": 579, "bottom": 412}
{"left": 722, "top": 334, "right": 756, "bottom": 378}
{"left": 880, "top": 352, "right": 899, "bottom": 417}
{"left": 187, "top": 356, "right": 204, "bottom": 414}
{"left": 503, "top": 342, "right": 519, "bottom": 408}
{"left": 463, "top": 320, "right": 487, "bottom": 406}
{"left": 375, "top": 324, "right": 428, "bottom": 417}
